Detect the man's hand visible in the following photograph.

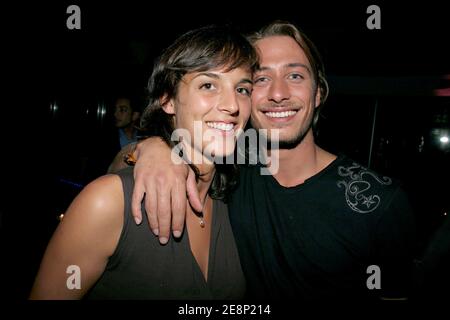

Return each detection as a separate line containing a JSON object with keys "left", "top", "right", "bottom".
{"left": 131, "top": 137, "right": 202, "bottom": 244}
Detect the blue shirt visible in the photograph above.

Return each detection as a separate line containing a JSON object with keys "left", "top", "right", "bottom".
{"left": 119, "top": 128, "right": 137, "bottom": 149}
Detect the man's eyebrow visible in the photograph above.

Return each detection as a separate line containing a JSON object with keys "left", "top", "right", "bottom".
{"left": 256, "top": 66, "right": 271, "bottom": 72}
{"left": 256, "top": 63, "right": 311, "bottom": 74}
{"left": 286, "top": 63, "right": 311, "bottom": 74}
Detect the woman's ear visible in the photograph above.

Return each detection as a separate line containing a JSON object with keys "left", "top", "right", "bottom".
{"left": 161, "top": 96, "right": 176, "bottom": 115}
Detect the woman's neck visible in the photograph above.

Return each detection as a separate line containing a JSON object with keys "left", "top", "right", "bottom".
{"left": 195, "top": 163, "right": 216, "bottom": 205}
{"left": 183, "top": 144, "right": 216, "bottom": 204}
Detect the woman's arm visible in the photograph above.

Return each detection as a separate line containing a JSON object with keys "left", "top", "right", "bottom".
{"left": 29, "top": 175, "right": 124, "bottom": 299}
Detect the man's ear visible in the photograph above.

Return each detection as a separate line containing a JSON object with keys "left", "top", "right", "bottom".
{"left": 314, "top": 87, "right": 321, "bottom": 108}
{"left": 132, "top": 111, "right": 140, "bottom": 122}
{"left": 161, "top": 97, "right": 176, "bottom": 115}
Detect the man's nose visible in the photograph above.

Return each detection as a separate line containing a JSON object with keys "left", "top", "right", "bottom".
{"left": 268, "top": 79, "right": 290, "bottom": 103}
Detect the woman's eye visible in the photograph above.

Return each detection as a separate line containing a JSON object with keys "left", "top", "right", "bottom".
{"left": 237, "top": 87, "right": 252, "bottom": 96}
{"left": 200, "top": 83, "right": 215, "bottom": 90}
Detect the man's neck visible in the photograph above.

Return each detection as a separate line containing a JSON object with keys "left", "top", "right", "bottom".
{"left": 122, "top": 125, "right": 135, "bottom": 139}
{"left": 269, "top": 130, "right": 337, "bottom": 187}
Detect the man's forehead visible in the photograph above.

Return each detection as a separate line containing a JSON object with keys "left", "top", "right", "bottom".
{"left": 256, "top": 35, "right": 301, "bottom": 51}
{"left": 255, "top": 36, "right": 309, "bottom": 65}
{"left": 254, "top": 38, "right": 311, "bottom": 74}
{"left": 115, "top": 98, "right": 131, "bottom": 107}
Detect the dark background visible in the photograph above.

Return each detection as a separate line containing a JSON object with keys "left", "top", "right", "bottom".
{"left": 2, "top": 1, "right": 449, "bottom": 300}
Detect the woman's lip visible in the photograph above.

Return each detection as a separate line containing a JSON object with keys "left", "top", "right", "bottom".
{"left": 205, "top": 122, "right": 239, "bottom": 136}
{"left": 206, "top": 127, "right": 236, "bottom": 137}
{"left": 205, "top": 120, "right": 237, "bottom": 124}
{"left": 205, "top": 121, "right": 237, "bottom": 128}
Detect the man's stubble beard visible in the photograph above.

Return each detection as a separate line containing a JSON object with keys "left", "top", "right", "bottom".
{"left": 250, "top": 114, "right": 314, "bottom": 150}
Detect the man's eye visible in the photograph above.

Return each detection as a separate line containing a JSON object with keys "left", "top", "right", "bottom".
{"left": 289, "top": 73, "right": 304, "bottom": 80}
{"left": 253, "top": 77, "right": 267, "bottom": 83}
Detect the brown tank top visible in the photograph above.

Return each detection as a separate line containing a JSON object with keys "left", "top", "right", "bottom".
{"left": 85, "top": 167, "right": 245, "bottom": 299}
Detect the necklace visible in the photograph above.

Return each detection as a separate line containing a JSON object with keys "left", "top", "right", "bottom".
{"left": 199, "top": 213, "right": 205, "bottom": 228}
{"left": 195, "top": 196, "right": 211, "bottom": 228}
{"left": 192, "top": 211, "right": 205, "bottom": 228}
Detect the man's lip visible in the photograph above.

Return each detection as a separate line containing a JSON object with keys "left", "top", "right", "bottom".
{"left": 260, "top": 109, "right": 299, "bottom": 122}
{"left": 260, "top": 108, "right": 299, "bottom": 113}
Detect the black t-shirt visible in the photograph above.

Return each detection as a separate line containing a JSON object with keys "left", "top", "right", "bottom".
{"left": 229, "top": 155, "right": 416, "bottom": 300}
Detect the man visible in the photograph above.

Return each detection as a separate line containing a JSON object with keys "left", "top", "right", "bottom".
{"left": 129, "top": 21, "right": 416, "bottom": 300}
{"left": 106, "top": 96, "right": 141, "bottom": 173}
{"left": 90, "top": 95, "right": 141, "bottom": 178}
{"left": 114, "top": 96, "right": 141, "bottom": 150}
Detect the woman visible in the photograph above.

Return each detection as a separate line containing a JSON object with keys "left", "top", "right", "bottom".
{"left": 30, "top": 25, "right": 258, "bottom": 299}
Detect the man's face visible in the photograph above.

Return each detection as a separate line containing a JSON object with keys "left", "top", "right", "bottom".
{"left": 250, "top": 35, "right": 320, "bottom": 147}
{"left": 114, "top": 98, "right": 134, "bottom": 128}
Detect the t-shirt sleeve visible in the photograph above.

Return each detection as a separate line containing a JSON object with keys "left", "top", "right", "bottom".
{"left": 373, "top": 185, "right": 417, "bottom": 298}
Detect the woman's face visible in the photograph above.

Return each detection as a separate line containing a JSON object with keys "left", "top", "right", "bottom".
{"left": 164, "top": 66, "right": 253, "bottom": 163}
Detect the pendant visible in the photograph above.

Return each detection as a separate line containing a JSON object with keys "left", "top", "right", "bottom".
{"left": 199, "top": 218, "right": 205, "bottom": 228}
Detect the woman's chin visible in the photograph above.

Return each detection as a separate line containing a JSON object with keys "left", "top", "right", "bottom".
{"left": 203, "top": 147, "right": 236, "bottom": 163}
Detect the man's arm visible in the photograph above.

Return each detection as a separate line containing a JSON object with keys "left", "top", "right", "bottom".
{"left": 131, "top": 137, "right": 202, "bottom": 244}
{"left": 29, "top": 175, "right": 123, "bottom": 299}
{"left": 107, "top": 142, "right": 137, "bottom": 174}
{"left": 374, "top": 186, "right": 417, "bottom": 300}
